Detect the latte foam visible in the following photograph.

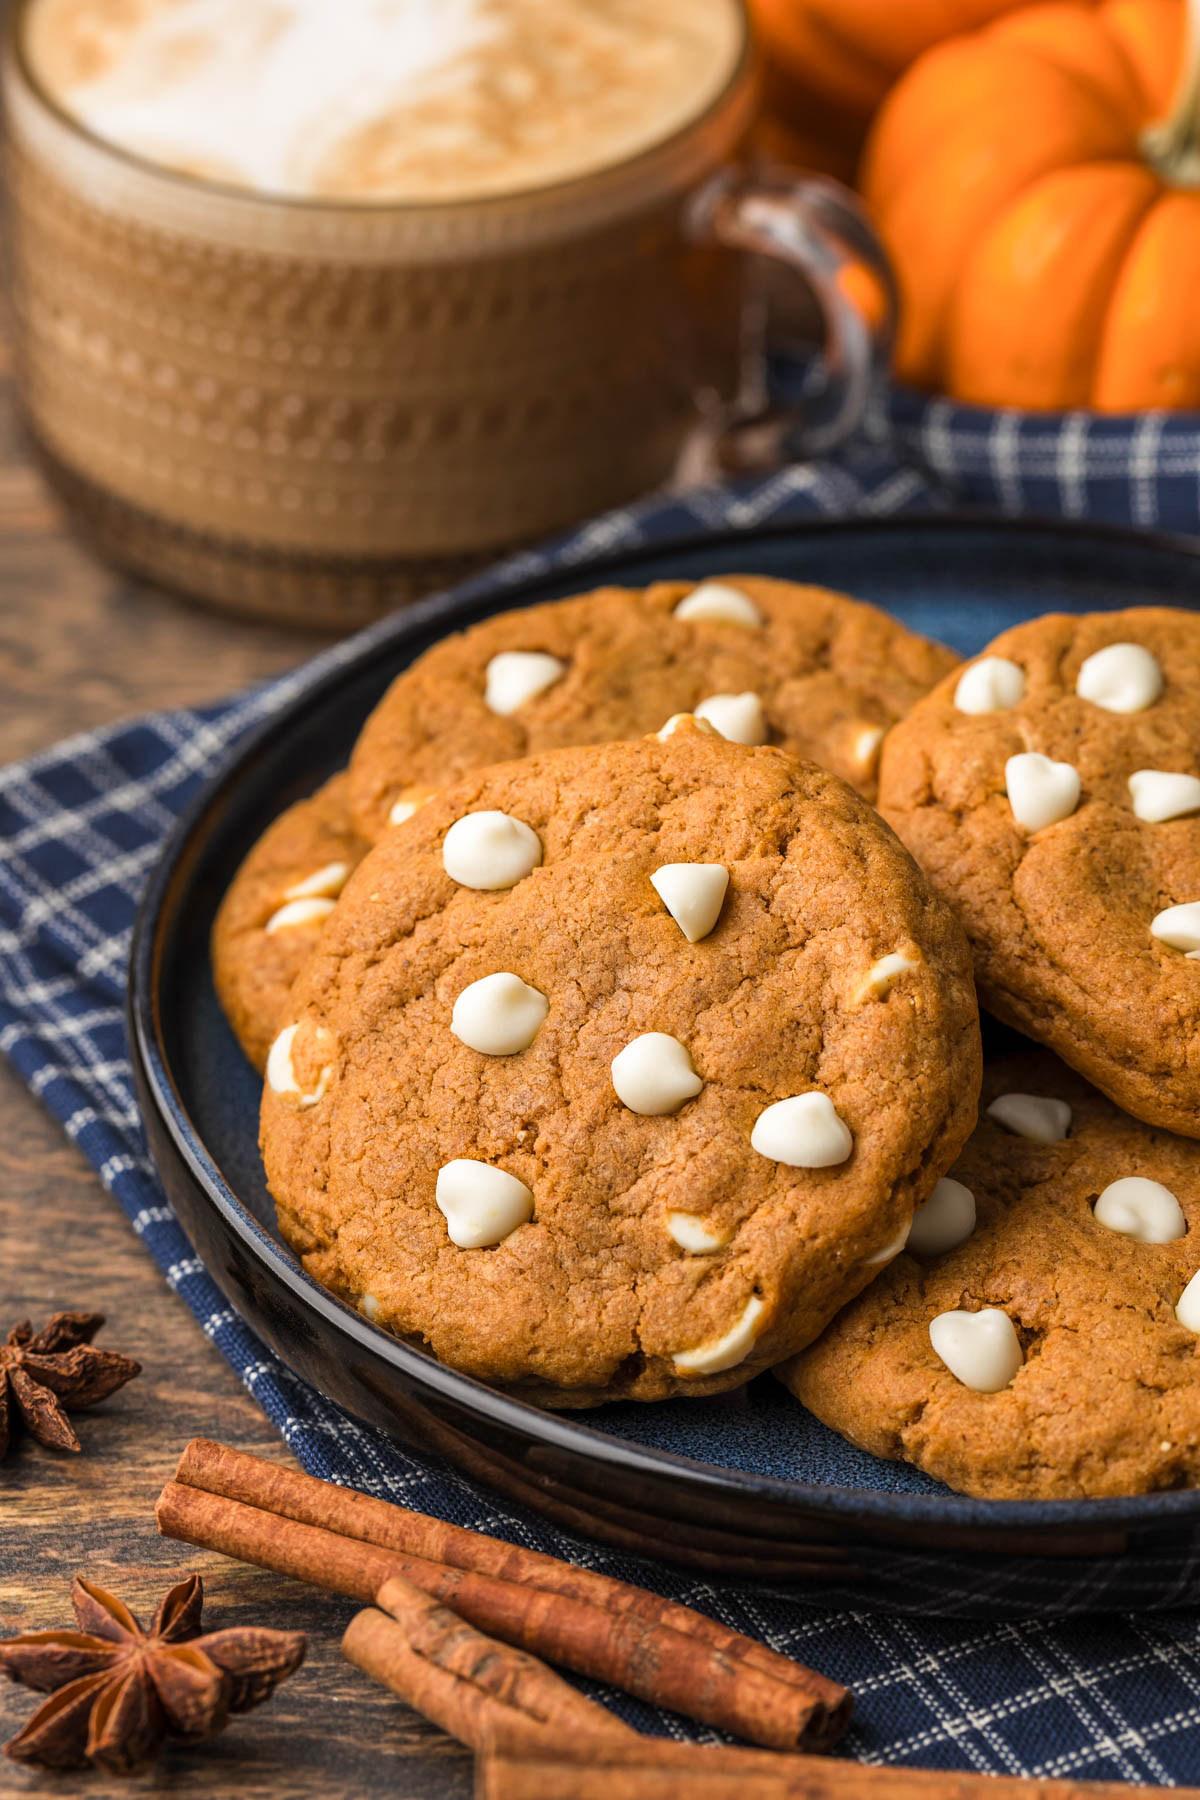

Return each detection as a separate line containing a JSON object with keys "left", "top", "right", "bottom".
{"left": 23, "top": 0, "right": 744, "bottom": 201}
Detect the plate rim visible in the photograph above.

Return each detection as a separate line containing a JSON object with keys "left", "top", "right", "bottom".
{"left": 129, "top": 509, "right": 1200, "bottom": 1538}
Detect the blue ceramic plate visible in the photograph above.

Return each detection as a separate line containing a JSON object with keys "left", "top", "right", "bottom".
{"left": 130, "top": 515, "right": 1200, "bottom": 1615}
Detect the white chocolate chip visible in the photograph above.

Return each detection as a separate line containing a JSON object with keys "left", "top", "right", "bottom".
{"left": 751, "top": 1092, "right": 853, "bottom": 1168}
{"left": 650, "top": 864, "right": 729, "bottom": 943}
{"left": 674, "top": 581, "right": 763, "bottom": 627}
{"left": 666, "top": 1211, "right": 731, "bottom": 1254}
{"left": 1176, "top": 1270, "right": 1200, "bottom": 1333}
{"left": 484, "top": 650, "right": 566, "bottom": 716}
{"left": 443, "top": 811, "right": 542, "bottom": 890}
{"left": 301, "top": 1070, "right": 332, "bottom": 1109}
{"left": 389, "top": 786, "right": 437, "bottom": 827}
{"left": 1076, "top": 642, "right": 1163, "bottom": 714}
{"left": 1150, "top": 902, "right": 1200, "bottom": 954}
{"left": 611, "top": 1033, "right": 702, "bottom": 1116}
{"left": 359, "top": 1294, "right": 382, "bottom": 1322}
{"left": 451, "top": 972, "right": 548, "bottom": 1056}
{"left": 864, "top": 1220, "right": 913, "bottom": 1266}
{"left": 1093, "top": 1177, "right": 1186, "bottom": 1243}
{"left": 435, "top": 1159, "right": 534, "bottom": 1249}
{"left": 1005, "top": 752, "right": 1081, "bottom": 833}
{"left": 954, "top": 657, "right": 1025, "bottom": 714}
{"left": 284, "top": 861, "right": 350, "bottom": 901}
{"left": 265, "top": 896, "right": 336, "bottom": 934}
{"left": 986, "top": 1093, "right": 1072, "bottom": 1143}
{"left": 265, "top": 1022, "right": 333, "bottom": 1108}
{"left": 673, "top": 1294, "right": 766, "bottom": 1375}
{"left": 852, "top": 725, "right": 884, "bottom": 773}
{"left": 857, "top": 949, "right": 922, "bottom": 1002}
{"left": 266, "top": 1026, "right": 301, "bottom": 1094}
{"left": 657, "top": 712, "right": 720, "bottom": 740}
{"left": 694, "top": 692, "right": 768, "bottom": 746}
{"left": 1129, "top": 770, "right": 1200, "bottom": 823}
{"left": 906, "top": 1178, "right": 976, "bottom": 1257}
{"left": 929, "top": 1309, "right": 1023, "bottom": 1393}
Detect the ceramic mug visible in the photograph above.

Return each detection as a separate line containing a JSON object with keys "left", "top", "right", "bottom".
{"left": 0, "top": 0, "right": 893, "bottom": 628}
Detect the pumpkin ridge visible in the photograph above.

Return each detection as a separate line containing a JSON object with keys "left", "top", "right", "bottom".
{"left": 864, "top": 0, "right": 1195, "bottom": 407}
{"left": 834, "top": 0, "right": 1035, "bottom": 70}
{"left": 948, "top": 162, "right": 1161, "bottom": 407}
{"left": 860, "top": 37, "right": 990, "bottom": 209}
{"left": 879, "top": 62, "right": 1135, "bottom": 387}
{"left": 1140, "top": 0, "right": 1200, "bottom": 185}
{"left": 752, "top": 0, "right": 894, "bottom": 116}
{"left": 1093, "top": 188, "right": 1200, "bottom": 406}
{"left": 1091, "top": 192, "right": 1171, "bottom": 406}
{"left": 986, "top": 2, "right": 1145, "bottom": 124}
{"left": 1094, "top": 2, "right": 1164, "bottom": 117}
{"left": 873, "top": 45, "right": 1131, "bottom": 224}
{"left": 796, "top": 6, "right": 896, "bottom": 90}
{"left": 1103, "top": 0, "right": 1187, "bottom": 119}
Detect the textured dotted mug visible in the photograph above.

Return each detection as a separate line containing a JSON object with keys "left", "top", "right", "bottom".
{"left": 0, "top": 0, "right": 894, "bottom": 627}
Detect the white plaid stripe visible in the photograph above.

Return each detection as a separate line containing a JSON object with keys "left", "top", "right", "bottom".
{"left": 1056, "top": 414, "right": 1090, "bottom": 519}
{"left": 1130, "top": 413, "right": 1167, "bottom": 529}
{"left": 884, "top": 384, "right": 1200, "bottom": 531}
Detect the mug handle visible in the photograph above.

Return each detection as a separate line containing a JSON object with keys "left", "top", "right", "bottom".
{"left": 683, "top": 166, "right": 897, "bottom": 479}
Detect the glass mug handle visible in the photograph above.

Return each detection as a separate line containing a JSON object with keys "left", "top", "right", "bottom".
{"left": 684, "top": 167, "right": 897, "bottom": 479}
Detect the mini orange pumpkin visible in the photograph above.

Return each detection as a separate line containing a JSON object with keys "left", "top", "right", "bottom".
{"left": 864, "top": 0, "right": 1200, "bottom": 410}
{"left": 749, "top": 0, "right": 1060, "bottom": 180}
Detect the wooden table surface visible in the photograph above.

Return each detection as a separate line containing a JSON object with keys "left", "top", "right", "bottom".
{"left": 0, "top": 343, "right": 474, "bottom": 1797}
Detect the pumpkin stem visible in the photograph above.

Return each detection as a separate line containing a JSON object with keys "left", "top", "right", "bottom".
{"left": 1142, "top": 0, "right": 1200, "bottom": 186}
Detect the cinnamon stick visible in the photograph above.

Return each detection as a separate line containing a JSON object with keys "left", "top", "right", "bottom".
{"left": 156, "top": 1479, "right": 821, "bottom": 1750}
{"left": 172, "top": 1438, "right": 848, "bottom": 1748}
{"left": 476, "top": 1740, "right": 1200, "bottom": 1800}
{"left": 341, "top": 1576, "right": 631, "bottom": 1753}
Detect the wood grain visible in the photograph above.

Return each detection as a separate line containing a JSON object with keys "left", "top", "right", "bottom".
{"left": 0, "top": 357, "right": 473, "bottom": 1797}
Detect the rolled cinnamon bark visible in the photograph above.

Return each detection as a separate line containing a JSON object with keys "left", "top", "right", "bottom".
{"left": 172, "top": 1438, "right": 848, "bottom": 1750}
{"left": 342, "top": 1577, "right": 630, "bottom": 1753}
{"left": 156, "top": 1479, "right": 821, "bottom": 1750}
{"left": 476, "top": 1740, "right": 1200, "bottom": 1800}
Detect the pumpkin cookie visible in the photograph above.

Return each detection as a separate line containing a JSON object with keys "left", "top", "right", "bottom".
{"left": 259, "top": 721, "right": 980, "bottom": 1407}
{"left": 216, "top": 578, "right": 954, "bottom": 1067}
{"left": 348, "top": 574, "right": 958, "bottom": 837}
{"left": 212, "top": 774, "right": 370, "bottom": 1071}
{"left": 877, "top": 609, "right": 1200, "bottom": 1136}
{"left": 783, "top": 1055, "right": 1200, "bottom": 1500}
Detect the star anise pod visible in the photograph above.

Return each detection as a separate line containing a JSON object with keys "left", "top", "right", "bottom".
{"left": 0, "top": 1311, "right": 140, "bottom": 1460}
{"left": 0, "top": 1575, "right": 306, "bottom": 1774}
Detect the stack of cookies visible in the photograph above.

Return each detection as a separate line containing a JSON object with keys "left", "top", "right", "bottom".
{"left": 784, "top": 610, "right": 1200, "bottom": 1499}
{"left": 213, "top": 580, "right": 1200, "bottom": 1498}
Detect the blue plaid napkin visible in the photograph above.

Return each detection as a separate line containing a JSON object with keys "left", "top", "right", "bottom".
{"left": 5, "top": 407, "right": 1200, "bottom": 1783}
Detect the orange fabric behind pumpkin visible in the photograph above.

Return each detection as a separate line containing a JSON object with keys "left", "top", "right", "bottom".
{"left": 863, "top": 0, "right": 1200, "bottom": 411}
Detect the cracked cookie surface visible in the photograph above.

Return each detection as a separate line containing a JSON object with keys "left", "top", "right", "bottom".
{"left": 348, "top": 575, "right": 958, "bottom": 839}
{"left": 259, "top": 725, "right": 980, "bottom": 1406}
{"left": 877, "top": 609, "right": 1200, "bottom": 1135}
{"left": 783, "top": 1055, "right": 1200, "bottom": 1499}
